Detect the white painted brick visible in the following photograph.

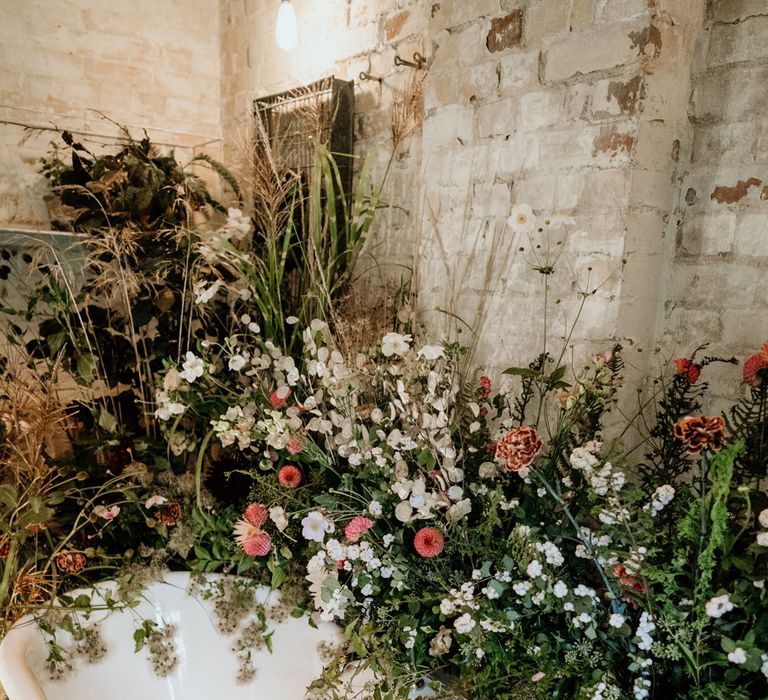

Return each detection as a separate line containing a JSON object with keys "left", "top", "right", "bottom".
{"left": 734, "top": 212, "right": 768, "bottom": 257}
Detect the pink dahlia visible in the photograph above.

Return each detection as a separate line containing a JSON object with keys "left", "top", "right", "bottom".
{"left": 413, "top": 527, "right": 445, "bottom": 558}
{"left": 278, "top": 465, "right": 302, "bottom": 488}
{"left": 674, "top": 358, "right": 700, "bottom": 384}
{"left": 743, "top": 344, "right": 768, "bottom": 386}
{"left": 244, "top": 503, "right": 269, "bottom": 528}
{"left": 345, "top": 516, "right": 375, "bottom": 543}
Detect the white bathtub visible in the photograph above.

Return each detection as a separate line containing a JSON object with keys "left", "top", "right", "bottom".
{"left": 0, "top": 572, "right": 352, "bottom": 700}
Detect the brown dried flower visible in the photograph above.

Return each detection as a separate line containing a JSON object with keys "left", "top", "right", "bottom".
{"left": 56, "top": 551, "right": 87, "bottom": 575}
{"left": 155, "top": 502, "right": 182, "bottom": 527}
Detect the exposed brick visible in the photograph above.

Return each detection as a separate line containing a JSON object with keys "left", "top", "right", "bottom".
{"left": 592, "top": 125, "right": 636, "bottom": 158}
{"left": 710, "top": 177, "right": 762, "bottom": 204}
{"left": 384, "top": 10, "right": 410, "bottom": 41}
{"left": 486, "top": 11, "right": 524, "bottom": 53}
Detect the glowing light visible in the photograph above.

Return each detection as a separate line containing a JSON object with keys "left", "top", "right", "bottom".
{"left": 275, "top": 1, "right": 298, "bottom": 52}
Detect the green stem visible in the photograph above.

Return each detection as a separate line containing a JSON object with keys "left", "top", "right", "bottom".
{"left": 195, "top": 428, "right": 215, "bottom": 509}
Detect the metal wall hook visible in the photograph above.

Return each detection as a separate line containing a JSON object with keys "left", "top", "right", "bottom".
{"left": 394, "top": 52, "right": 426, "bottom": 69}
{"left": 359, "top": 71, "right": 382, "bottom": 83}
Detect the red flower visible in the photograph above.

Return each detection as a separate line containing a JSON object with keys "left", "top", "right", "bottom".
{"left": 345, "top": 516, "right": 375, "bottom": 543}
{"left": 270, "top": 387, "right": 291, "bottom": 409}
{"left": 278, "top": 465, "right": 302, "bottom": 488}
{"left": 495, "top": 426, "right": 543, "bottom": 471}
{"left": 0, "top": 538, "right": 9, "bottom": 559}
{"left": 674, "top": 358, "right": 700, "bottom": 384}
{"left": 743, "top": 344, "right": 768, "bottom": 386}
{"left": 413, "top": 527, "right": 445, "bottom": 558}
{"left": 612, "top": 564, "right": 645, "bottom": 593}
{"left": 244, "top": 503, "right": 269, "bottom": 528}
{"left": 479, "top": 375, "right": 491, "bottom": 399}
{"left": 673, "top": 416, "right": 726, "bottom": 454}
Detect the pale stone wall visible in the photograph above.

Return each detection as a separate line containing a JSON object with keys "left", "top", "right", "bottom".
{"left": 0, "top": 0, "right": 222, "bottom": 227}
{"left": 1, "top": 0, "right": 765, "bottom": 392}
{"left": 658, "top": 1, "right": 768, "bottom": 400}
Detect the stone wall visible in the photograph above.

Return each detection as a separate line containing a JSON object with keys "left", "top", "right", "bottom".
{"left": 0, "top": 0, "right": 221, "bottom": 226}
{"left": 659, "top": 1, "right": 768, "bottom": 401}
{"left": 1, "top": 0, "right": 765, "bottom": 393}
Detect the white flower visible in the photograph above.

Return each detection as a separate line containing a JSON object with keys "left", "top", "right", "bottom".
{"left": 440, "top": 599, "right": 456, "bottom": 615}
{"left": 513, "top": 581, "right": 531, "bottom": 596}
{"left": 759, "top": 509, "right": 768, "bottom": 529}
{"left": 286, "top": 316, "right": 299, "bottom": 325}
{"left": 762, "top": 654, "right": 768, "bottom": 679}
{"left": 526, "top": 560, "right": 543, "bottom": 578}
{"left": 395, "top": 501, "right": 413, "bottom": 522}
{"left": 507, "top": 203, "right": 535, "bottom": 234}
{"left": 193, "top": 279, "right": 222, "bottom": 305}
{"left": 269, "top": 506, "right": 289, "bottom": 532}
{"left": 757, "top": 531, "right": 768, "bottom": 547}
{"left": 180, "top": 352, "right": 204, "bottom": 382}
{"left": 222, "top": 208, "right": 252, "bottom": 241}
{"left": 728, "top": 647, "right": 747, "bottom": 665}
{"left": 552, "top": 580, "right": 568, "bottom": 598}
{"left": 705, "top": 593, "right": 734, "bottom": 618}
{"left": 609, "top": 614, "right": 625, "bottom": 628}
{"left": 368, "top": 500, "right": 383, "bottom": 517}
{"left": 454, "top": 613, "right": 476, "bottom": 634}
{"left": 163, "top": 368, "right": 181, "bottom": 391}
{"left": 228, "top": 354, "right": 246, "bottom": 371}
{"left": 417, "top": 345, "right": 445, "bottom": 361}
{"left": 144, "top": 495, "right": 167, "bottom": 509}
{"left": 301, "top": 511, "right": 333, "bottom": 542}
{"left": 380, "top": 332, "right": 412, "bottom": 358}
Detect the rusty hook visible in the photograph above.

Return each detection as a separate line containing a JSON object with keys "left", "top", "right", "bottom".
{"left": 359, "top": 70, "right": 382, "bottom": 83}
{"left": 394, "top": 52, "right": 426, "bottom": 69}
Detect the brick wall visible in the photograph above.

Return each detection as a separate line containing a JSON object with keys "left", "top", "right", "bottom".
{"left": 1, "top": 0, "right": 765, "bottom": 393}
{"left": 659, "top": 1, "right": 768, "bottom": 401}
{"left": 0, "top": 0, "right": 221, "bottom": 226}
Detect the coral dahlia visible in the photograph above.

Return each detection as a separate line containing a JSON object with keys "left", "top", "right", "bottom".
{"left": 674, "top": 358, "right": 700, "bottom": 384}
{"left": 414, "top": 527, "right": 445, "bottom": 558}
{"left": 278, "top": 465, "right": 302, "bottom": 488}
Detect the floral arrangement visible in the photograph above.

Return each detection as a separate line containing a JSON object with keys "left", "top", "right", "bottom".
{"left": 1, "top": 119, "right": 766, "bottom": 700}
{"left": 151, "top": 276, "right": 768, "bottom": 698}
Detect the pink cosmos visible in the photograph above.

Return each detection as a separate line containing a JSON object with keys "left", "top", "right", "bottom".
{"left": 344, "top": 516, "right": 375, "bottom": 543}
{"left": 144, "top": 495, "right": 168, "bottom": 509}
{"left": 94, "top": 505, "right": 120, "bottom": 520}
{"left": 531, "top": 672, "right": 545, "bottom": 683}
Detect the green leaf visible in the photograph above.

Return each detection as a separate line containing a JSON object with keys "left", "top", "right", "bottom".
{"left": 76, "top": 353, "right": 97, "bottom": 382}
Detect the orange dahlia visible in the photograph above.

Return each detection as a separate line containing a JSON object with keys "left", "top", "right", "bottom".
{"left": 673, "top": 416, "right": 726, "bottom": 454}
{"left": 495, "top": 426, "right": 543, "bottom": 471}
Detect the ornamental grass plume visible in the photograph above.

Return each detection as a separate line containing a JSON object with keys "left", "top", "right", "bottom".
{"left": 672, "top": 416, "right": 726, "bottom": 454}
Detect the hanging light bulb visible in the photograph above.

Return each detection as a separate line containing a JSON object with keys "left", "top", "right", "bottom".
{"left": 275, "top": 0, "right": 298, "bottom": 52}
